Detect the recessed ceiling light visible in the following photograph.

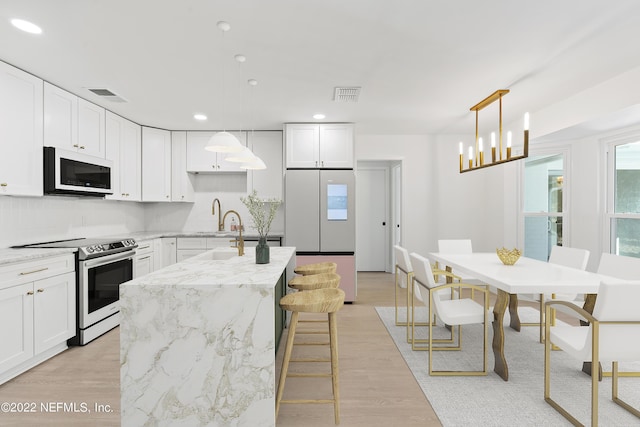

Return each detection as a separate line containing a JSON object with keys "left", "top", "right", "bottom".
{"left": 11, "top": 18, "right": 42, "bottom": 34}
{"left": 313, "top": 113, "right": 326, "bottom": 120}
{"left": 194, "top": 114, "right": 207, "bottom": 121}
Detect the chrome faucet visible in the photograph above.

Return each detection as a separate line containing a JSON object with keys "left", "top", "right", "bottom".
{"left": 212, "top": 198, "right": 224, "bottom": 232}
{"left": 222, "top": 210, "right": 244, "bottom": 256}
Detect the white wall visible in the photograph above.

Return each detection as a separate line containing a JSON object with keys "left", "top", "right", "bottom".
{"left": 143, "top": 174, "right": 285, "bottom": 236}
{"left": 0, "top": 196, "right": 145, "bottom": 248}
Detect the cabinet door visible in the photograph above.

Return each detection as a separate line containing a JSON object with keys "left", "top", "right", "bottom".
{"left": 105, "top": 112, "right": 123, "bottom": 199}
{"left": 0, "top": 61, "right": 43, "bottom": 196}
{"left": 142, "top": 127, "right": 172, "bottom": 201}
{"left": 77, "top": 98, "right": 105, "bottom": 157}
{"left": 0, "top": 283, "right": 34, "bottom": 373}
{"left": 33, "top": 272, "right": 75, "bottom": 354}
{"left": 121, "top": 118, "right": 142, "bottom": 201}
{"left": 160, "top": 238, "right": 177, "bottom": 268}
{"left": 44, "top": 82, "right": 78, "bottom": 150}
{"left": 216, "top": 131, "right": 247, "bottom": 172}
{"left": 135, "top": 253, "right": 153, "bottom": 278}
{"left": 319, "top": 124, "right": 354, "bottom": 168}
{"left": 248, "top": 131, "right": 283, "bottom": 199}
{"left": 186, "top": 131, "right": 219, "bottom": 172}
{"left": 285, "top": 124, "right": 319, "bottom": 168}
{"left": 171, "top": 131, "right": 194, "bottom": 201}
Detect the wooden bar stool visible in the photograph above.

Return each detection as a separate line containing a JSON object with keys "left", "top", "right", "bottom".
{"left": 294, "top": 261, "right": 337, "bottom": 276}
{"left": 288, "top": 273, "right": 341, "bottom": 291}
{"left": 276, "top": 288, "right": 345, "bottom": 424}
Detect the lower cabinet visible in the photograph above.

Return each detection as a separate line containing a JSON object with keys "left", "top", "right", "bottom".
{"left": 0, "top": 254, "right": 75, "bottom": 384}
{"left": 135, "top": 240, "right": 155, "bottom": 278}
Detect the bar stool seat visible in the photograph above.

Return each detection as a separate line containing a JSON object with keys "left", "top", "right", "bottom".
{"left": 288, "top": 273, "right": 341, "bottom": 291}
{"left": 276, "top": 288, "right": 345, "bottom": 424}
{"left": 294, "top": 262, "right": 337, "bottom": 276}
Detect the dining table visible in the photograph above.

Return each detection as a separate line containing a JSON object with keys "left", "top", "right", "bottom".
{"left": 428, "top": 252, "right": 610, "bottom": 381}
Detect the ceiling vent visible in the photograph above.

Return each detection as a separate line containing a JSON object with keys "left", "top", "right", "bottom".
{"left": 86, "top": 88, "right": 128, "bottom": 103}
{"left": 333, "top": 87, "right": 361, "bottom": 103}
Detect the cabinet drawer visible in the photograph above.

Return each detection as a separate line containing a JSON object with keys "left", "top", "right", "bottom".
{"left": 177, "top": 238, "right": 207, "bottom": 250}
{"left": 136, "top": 240, "right": 154, "bottom": 255}
{"left": 0, "top": 254, "right": 75, "bottom": 290}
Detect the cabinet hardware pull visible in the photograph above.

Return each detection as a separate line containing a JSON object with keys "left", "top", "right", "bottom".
{"left": 27, "top": 291, "right": 34, "bottom": 295}
{"left": 0, "top": 183, "right": 7, "bottom": 187}
{"left": 122, "top": 193, "right": 126, "bottom": 196}
{"left": 37, "top": 288, "right": 44, "bottom": 293}
{"left": 321, "top": 161, "right": 324, "bottom": 167}
{"left": 80, "top": 146, "right": 85, "bottom": 149}
{"left": 73, "top": 144, "right": 79, "bottom": 148}
{"left": 315, "top": 161, "right": 318, "bottom": 167}
{"left": 19, "top": 267, "right": 49, "bottom": 275}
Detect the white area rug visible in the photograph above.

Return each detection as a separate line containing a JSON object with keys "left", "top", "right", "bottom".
{"left": 375, "top": 306, "right": 640, "bottom": 426}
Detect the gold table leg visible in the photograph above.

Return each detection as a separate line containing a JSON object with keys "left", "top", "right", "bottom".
{"left": 581, "top": 293, "right": 603, "bottom": 380}
{"left": 492, "top": 289, "right": 509, "bottom": 381}
{"left": 507, "top": 293, "right": 521, "bottom": 331}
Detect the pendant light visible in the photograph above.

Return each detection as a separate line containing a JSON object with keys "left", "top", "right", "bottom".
{"left": 205, "top": 21, "right": 244, "bottom": 153}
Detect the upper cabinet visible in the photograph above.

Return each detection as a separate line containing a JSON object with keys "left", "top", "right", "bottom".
{"left": 248, "top": 131, "right": 283, "bottom": 200}
{"left": 285, "top": 123, "right": 354, "bottom": 169}
{"left": 0, "top": 61, "right": 44, "bottom": 197}
{"left": 186, "top": 131, "right": 247, "bottom": 173}
{"left": 105, "top": 112, "right": 142, "bottom": 201}
{"left": 44, "top": 83, "right": 105, "bottom": 158}
{"left": 142, "top": 127, "right": 172, "bottom": 202}
{"left": 171, "top": 131, "right": 194, "bottom": 202}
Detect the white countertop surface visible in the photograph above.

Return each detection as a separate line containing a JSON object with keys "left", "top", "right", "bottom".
{"left": 121, "top": 246, "right": 295, "bottom": 289}
{"left": 0, "top": 247, "right": 77, "bottom": 266}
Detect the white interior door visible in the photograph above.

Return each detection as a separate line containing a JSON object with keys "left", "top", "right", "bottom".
{"left": 356, "top": 166, "right": 388, "bottom": 271}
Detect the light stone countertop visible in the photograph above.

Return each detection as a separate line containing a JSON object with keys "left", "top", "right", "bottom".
{"left": 0, "top": 247, "right": 77, "bottom": 266}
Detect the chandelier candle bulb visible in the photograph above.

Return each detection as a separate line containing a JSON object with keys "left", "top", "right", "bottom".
{"left": 478, "top": 137, "right": 484, "bottom": 165}
{"left": 507, "top": 131, "right": 512, "bottom": 159}
{"left": 468, "top": 146, "right": 473, "bottom": 169}
{"left": 524, "top": 112, "right": 530, "bottom": 131}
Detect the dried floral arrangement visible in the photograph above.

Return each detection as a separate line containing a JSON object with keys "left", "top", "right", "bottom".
{"left": 240, "top": 190, "right": 282, "bottom": 238}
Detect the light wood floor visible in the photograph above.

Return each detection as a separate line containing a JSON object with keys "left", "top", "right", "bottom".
{"left": 0, "top": 272, "right": 440, "bottom": 426}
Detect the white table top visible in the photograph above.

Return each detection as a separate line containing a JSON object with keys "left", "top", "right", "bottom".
{"left": 428, "top": 252, "right": 611, "bottom": 294}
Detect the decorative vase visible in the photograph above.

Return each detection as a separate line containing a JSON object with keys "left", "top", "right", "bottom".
{"left": 255, "top": 237, "right": 270, "bottom": 264}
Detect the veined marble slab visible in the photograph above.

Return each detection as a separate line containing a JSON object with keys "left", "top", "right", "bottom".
{"left": 120, "top": 246, "right": 295, "bottom": 427}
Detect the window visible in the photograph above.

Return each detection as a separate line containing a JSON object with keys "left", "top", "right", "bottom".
{"left": 607, "top": 140, "right": 640, "bottom": 257}
{"left": 522, "top": 153, "right": 565, "bottom": 261}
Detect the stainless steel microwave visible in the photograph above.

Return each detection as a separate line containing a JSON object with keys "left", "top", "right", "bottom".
{"left": 43, "top": 147, "right": 113, "bottom": 196}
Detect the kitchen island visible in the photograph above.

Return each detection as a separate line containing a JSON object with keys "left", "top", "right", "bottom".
{"left": 120, "top": 246, "right": 295, "bottom": 426}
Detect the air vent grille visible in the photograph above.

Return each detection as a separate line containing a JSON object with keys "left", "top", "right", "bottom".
{"left": 86, "top": 88, "right": 128, "bottom": 103}
{"left": 333, "top": 87, "right": 361, "bottom": 102}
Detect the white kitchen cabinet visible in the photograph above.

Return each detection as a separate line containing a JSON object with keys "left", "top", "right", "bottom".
{"left": 44, "top": 83, "right": 106, "bottom": 158}
{"left": 186, "top": 131, "right": 247, "bottom": 173}
{"left": 285, "top": 123, "right": 354, "bottom": 168}
{"left": 77, "top": 98, "right": 106, "bottom": 157}
{"left": 135, "top": 239, "right": 155, "bottom": 277}
{"left": 171, "top": 131, "right": 195, "bottom": 202}
{"left": 247, "top": 131, "right": 283, "bottom": 200}
{"left": 160, "top": 238, "right": 177, "bottom": 268}
{"left": 0, "top": 254, "right": 75, "bottom": 384}
{"left": 142, "top": 127, "right": 172, "bottom": 201}
{"left": 106, "top": 111, "right": 142, "bottom": 201}
{"left": 0, "top": 61, "right": 43, "bottom": 197}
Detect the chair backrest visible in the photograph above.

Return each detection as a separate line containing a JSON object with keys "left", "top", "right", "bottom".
{"left": 548, "top": 246, "right": 589, "bottom": 270}
{"left": 409, "top": 252, "right": 441, "bottom": 308}
{"left": 438, "top": 239, "right": 472, "bottom": 254}
{"left": 394, "top": 245, "right": 412, "bottom": 289}
{"left": 590, "top": 280, "right": 640, "bottom": 361}
{"left": 596, "top": 253, "right": 640, "bottom": 280}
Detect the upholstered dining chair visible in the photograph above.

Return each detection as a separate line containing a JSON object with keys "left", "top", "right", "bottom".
{"left": 544, "top": 280, "right": 640, "bottom": 426}
{"left": 520, "top": 245, "right": 590, "bottom": 342}
{"left": 410, "top": 252, "right": 489, "bottom": 375}
{"left": 596, "top": 252, "right": 640, "bottom": 279}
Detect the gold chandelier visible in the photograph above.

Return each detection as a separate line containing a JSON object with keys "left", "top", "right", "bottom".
{"left": 459, "top": 89, "right": 529, "bottom": 173}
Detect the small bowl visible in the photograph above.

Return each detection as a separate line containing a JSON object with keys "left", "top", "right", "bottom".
{"left": 496, "top": 247, "right": 521, "bottom": 265}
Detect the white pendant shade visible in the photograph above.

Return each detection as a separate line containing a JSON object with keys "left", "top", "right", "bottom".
{"left": 239, "top": 156, "right": 266, "bottom": 170}
{"left": 225, "top": 146, "right": 256, "bottom": 162}
{"left": 205, "top": 131, "right": 244, "bottom": 153}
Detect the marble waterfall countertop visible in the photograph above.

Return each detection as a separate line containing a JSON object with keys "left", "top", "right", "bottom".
{"left": 120, "top": 246, "right": 295, "bottom": 427}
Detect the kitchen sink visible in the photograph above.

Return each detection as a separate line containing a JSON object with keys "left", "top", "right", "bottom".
{"left": 202, "top": 248, "right": 238, "bottom": 260}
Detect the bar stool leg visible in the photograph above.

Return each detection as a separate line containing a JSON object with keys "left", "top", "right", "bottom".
{"left": 329, "top": 311, "right": 340, "bottom": 424}
{"left": 276, "top": 311, "right": 299, "bottom": 418}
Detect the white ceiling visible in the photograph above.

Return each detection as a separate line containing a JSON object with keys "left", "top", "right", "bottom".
{"left": 2, "top": 0, "right": 640, "bottom": 135}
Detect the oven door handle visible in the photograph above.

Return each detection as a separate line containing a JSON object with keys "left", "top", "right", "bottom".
{"left": 82, "top": 250, "right": 135, "bottom": 268}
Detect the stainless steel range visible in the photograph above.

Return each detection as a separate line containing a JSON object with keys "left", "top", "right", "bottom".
{"left": 23, "top": 237, "right": 137, "bottom": 345}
